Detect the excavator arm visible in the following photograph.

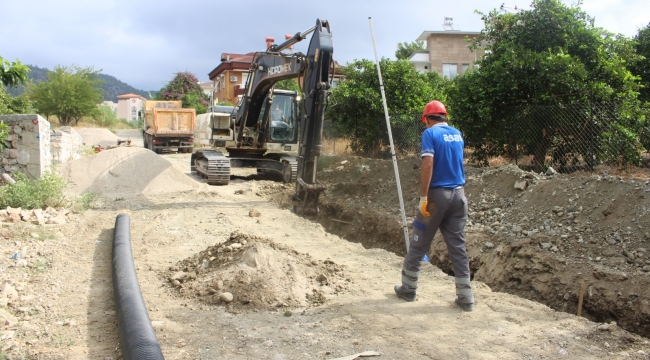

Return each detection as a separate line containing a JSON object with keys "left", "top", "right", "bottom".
{"left": 234, "top": 19, "right": 333, "bottom": 216}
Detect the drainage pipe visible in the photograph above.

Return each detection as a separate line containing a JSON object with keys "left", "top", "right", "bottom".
{"left": 112, "top": 213, "right": 164, "bottom": 360}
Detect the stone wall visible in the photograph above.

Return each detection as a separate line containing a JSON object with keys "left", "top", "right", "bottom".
{"left": 0, "top": 114, "right": 51, "bottom": 179}
{"left": 51, "top": 126, "right": 84, "bottom": 164}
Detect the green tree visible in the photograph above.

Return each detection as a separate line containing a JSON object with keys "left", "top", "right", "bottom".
{"left": 395, "top": 40, "right": 425, "bottom": 60}
{"left": 327, "top": 58, "right": 446, "bottom": 154}
{"left": 632, "top": 23, "right": 650, "bottom": 103}
{"left": 0, "top": 56, "right": 32, "bottom": 119}
{"left": 158, "top": 72, "right": 209, "bottom": 114}
{"left": 0, "top": 57, "right": 29, "bottom": 88}
{"left": 27, "top": 65, "right": 104, "bottom": 126}
{"left": 274, "top": 79, "right": 300, "bottom": 92}
{"left": 447, "top": 0, "right": 643, "bottom": 168}
{"left": 0, "top": 88, "right": 32, "bottom": 115}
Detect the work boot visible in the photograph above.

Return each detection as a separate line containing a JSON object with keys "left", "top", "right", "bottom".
{"left": 455, "top": 298, "right": 473, "bottom": 312}
{"left": 394, "top": 285, "right": 416, "bottom": 302}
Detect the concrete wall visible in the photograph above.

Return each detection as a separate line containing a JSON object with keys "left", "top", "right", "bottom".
{"left": 0, "top": 114, "right": 51, "bottom": 179}
{"left": 51, "top": 126, "right": 84, "bottom": 164}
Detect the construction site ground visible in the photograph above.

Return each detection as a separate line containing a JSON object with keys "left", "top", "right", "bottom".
{"left": 0, "top": 128, "right": 649, "bottom": 359}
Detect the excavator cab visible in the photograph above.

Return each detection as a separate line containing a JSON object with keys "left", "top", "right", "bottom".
{"left": 258, "top": 90, "right": 299, "bottom": 144}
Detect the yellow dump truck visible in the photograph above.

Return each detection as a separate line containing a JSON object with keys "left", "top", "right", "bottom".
{"left": 142, "top": 100, "right": 195, "bottom": 153}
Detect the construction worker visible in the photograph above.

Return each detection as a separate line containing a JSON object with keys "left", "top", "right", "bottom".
{"left": 271, "top": 104, "right": 285, "bottom": 123}
{"left": 394, "top": 100, "right": 474, "bottom": 312}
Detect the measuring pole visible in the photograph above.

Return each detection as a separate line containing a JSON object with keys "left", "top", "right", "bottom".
{"left": 368, "top": 17, "right": 410, "bottom": 251}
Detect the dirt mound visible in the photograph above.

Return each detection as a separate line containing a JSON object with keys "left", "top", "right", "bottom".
{"left": 75, "top": 128, "right": 121, "bottom": 148}
{"left": 164, "top": 231, "right": 349, "bottom": 310}
{"left": 58, "top": 147, "right": 200, "bottom": 196}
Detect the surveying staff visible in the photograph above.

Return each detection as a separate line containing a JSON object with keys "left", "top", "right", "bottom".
{"left": 394, "top": 100, "right": 475, "bottom": 311}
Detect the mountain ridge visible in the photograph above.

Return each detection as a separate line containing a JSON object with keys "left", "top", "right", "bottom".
{"left": 5, "top": 65, "right": 158, "bottom": 102}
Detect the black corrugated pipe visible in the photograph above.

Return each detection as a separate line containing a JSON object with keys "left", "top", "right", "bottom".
{"left": 112, "top": 213, "right": 164, "bottom": 360}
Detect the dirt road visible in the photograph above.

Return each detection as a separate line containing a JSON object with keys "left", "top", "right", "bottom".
{"left": 1, "top": 149, "right": 649, "bottom": 359}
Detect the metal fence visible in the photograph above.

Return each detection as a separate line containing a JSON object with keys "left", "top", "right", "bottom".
{"left": 323, "top": 101, "right": 650, "bottom": 172}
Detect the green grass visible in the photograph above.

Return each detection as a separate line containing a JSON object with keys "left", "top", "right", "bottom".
{"left": 0, "top": 170, "right": 67, "bottom": 209}
{"left": 73, "top": 192, "right": 100, "bottom": 212}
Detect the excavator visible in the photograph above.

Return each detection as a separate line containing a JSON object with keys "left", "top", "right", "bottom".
{"left": 191, "top": 19, "right": 333, "bottom": 216}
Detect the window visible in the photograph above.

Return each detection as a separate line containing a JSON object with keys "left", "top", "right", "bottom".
{"left": 442, "top": 63, "right": 458, "bottom": 79}
{"left": 462, "top": 63, "right": 470, "bottom": 74}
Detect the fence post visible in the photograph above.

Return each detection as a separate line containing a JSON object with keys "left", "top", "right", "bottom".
{"left": 589, "top": 90, "right": 594, "bottom": 171}
{"left": 514, "top": 108, "right": 518, "bottom": 166}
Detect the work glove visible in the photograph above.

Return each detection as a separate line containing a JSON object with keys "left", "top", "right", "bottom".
{"left": 419, "top": 196, "right": 430, "bottom": 217}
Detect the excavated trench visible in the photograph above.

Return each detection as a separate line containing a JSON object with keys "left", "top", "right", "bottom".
{"left": 259, "top": 158, "right": 650, "bottom": 339}
{"left": 316, "top": 196, "right": 650, "bottom": 339}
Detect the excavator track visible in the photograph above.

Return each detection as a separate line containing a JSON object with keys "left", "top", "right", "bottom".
{"left": 192, "top": 150, "right": 231, "bottom": 185}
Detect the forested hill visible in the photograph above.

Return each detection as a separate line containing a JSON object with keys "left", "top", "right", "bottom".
{"left": 5, "top": 65, "right": 157, "bottom": 102}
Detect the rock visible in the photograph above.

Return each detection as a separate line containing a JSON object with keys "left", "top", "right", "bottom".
{"left": 32, "top": 209, "right": 45, "bottom": 225}
{"left": 20, "top": 210, "right": 32, "bottom": 221}
{"left": 623, "top": 250, "right": 635, "bottom": 260}
{"left": 541, "top": 243, "right": 551, "bottom": 250}
{"left": 249, "top": 209, "right": 261, "bottom": 217}
{"left": 46, "top": 217, "right": 66, "bottom": 225}
{"left": 219, "top": 292, "right": 234, "bottom": 303}
{"left": 602, "top": 248, "right": 618, "bottom": 257}
{"left": 514, "top": 180, "right": 528, "bottom": 190}
{"left": 0, "top": 309, "right": 18, "bottom": 326}
{"left": 284, "top": 311, "right": 292, "bottom": 317}
{"left": 15, "top": 259, "right": 28, "bottom": 267}
{"left": 512, "top": 225, "right": 523, "bottom": 233}
{"left": 558, "top": 349, "right": 568, "bottom": 356}
{"left": 6, "top": 206, "right": 20, "bottom": 215}
{"left": 545, "top": 167, "right": 557, "bottom": 175}
{"left": 550, "top": 246, "right": 559, "bottom": 252}
{"left": 1, "top": 283, "right": 19, "bottom": 300}
{"left": 1, "top": 173, "right": 15, "bottom": 184}
{"left": 214, "top": 280, "right": 224, "bottom": 290}
{"left": 340, "top": 160, "right": 348, "bottom": 165}
{"left": 598, "top": 324, "right": 611, "bottom": 331}
{"left": 231, "top": 243, "right": 242, "bottom": 249}
{"left": 316, "top": 274, "right": 329, "bottom": 285}
{"left": 170, "top": 271, "right": 186, "bottom": 281}
{"left": 552, "top": 206, "right": 564, "bottom": 213}
{"left": 485, "top": 242, "right": 495, "bottom": 249}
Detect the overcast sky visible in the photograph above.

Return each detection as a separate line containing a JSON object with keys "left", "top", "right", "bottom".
{"left": 1, "top": 0, "right": 648, "bottom": 91}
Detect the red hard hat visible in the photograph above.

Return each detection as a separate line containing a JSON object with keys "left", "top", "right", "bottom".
{"left": 421, "top": 100, "right": 448, "bottom": 123}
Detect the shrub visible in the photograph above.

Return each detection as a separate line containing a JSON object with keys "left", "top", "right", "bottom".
{"left": 0, "top": 171, "right": 67, "bottom": 209}
{"left": 73, "top": 192, "right": 100, "bottom": 212}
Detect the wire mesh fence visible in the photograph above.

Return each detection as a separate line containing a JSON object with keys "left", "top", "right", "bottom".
{"left": 324, "top": 101, "right": 650, "bottom": 173}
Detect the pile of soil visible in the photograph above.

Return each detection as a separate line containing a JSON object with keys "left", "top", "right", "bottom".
{"left": 75, "top": 128, "right": 121, "bottom": 148}
{"left": 164, "top": 231, "right": 349, "bottom": 310}
{"left": 58, "top": 147, "right": 200, "bottom": 196}
{"left": 260, "top": 156, "right": 650, "bottom": 337}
